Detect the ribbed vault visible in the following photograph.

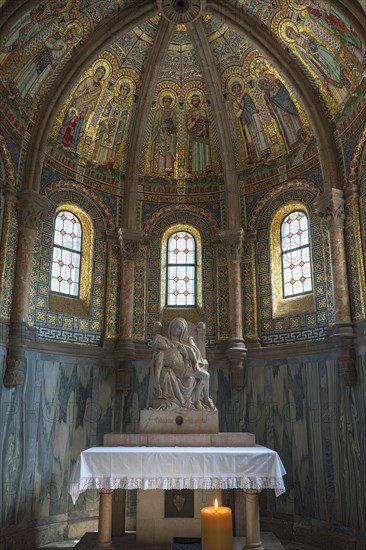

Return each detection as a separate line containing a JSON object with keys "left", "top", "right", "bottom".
{"left": 0, "top": 0, "right": 365, "bottom": 231}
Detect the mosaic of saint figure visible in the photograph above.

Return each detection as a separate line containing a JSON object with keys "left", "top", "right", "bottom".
{"left": 294, "top": 0, "right": 362, "bottom": 51}
{"left": 186, "top": 93, "right": 212, "bottom": 176}
{"left": 1, "top": 0, "right": 70, "bottom": 52}
{"left": 9, "top": 25, "right": 78, "bottom": 110}
{"left": 230, "top": 80, "right": 270, "bottom": 164}
{"left": 92, "top": 79, "right": 134, "bottom": 170}
{"left": 150, "top": 92, "right": 177, "bottom": 176}
{"left": 58, "top": 64, "right": 107, "bottom": 151}
{"left": 257, "top": 72, "right": 306, "bottom": 152}
{"left": 284, "top": 24, "right": 352, "bottom": 108}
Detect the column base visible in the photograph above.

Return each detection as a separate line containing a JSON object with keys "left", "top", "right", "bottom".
{"left": 243, "top": 543, "right": 264, "bottom": 550}
{"left": 94, "top": 543, "right": 115, "bottom": 550}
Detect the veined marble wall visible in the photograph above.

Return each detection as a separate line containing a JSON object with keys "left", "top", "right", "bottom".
{"left": 120, "top": 350, "right": 366, "bottom": 545}
{"left": 0, "top": 349, "right": 114, "bottom": 548}
{"left": 1, "top": 344, "right": 365, "bottom": 548}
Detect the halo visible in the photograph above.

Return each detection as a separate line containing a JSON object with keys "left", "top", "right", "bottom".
{"left": 287, "top": 0, "right": 308, "bottom": 11}
{"left": 64, "top": 21, "right": 83, "bottom": 45}
{"left": 116, "top": 76, "right": 136, "bottom": 97}
{"left": 185, "top": 88, "right": 205, "bottom": 105}
{"left": 92, "top": 59, "right": 111, "bottom": 81}
{"left": 60, "top": 0, "right": 75, "bottom": 13}
{"left": 68, "top": 106, "right": 79, "bottom": 117}
{"left": 279, "top": 19, "right": 298, "bottom": 43}
{"left": 157, "top": 89, "right": 177, "bottom": 109}
{"left": 250, "top": 56, "right": 268, "bottom": 78}
{"left": 227, "top": 74, "right": 245, "bottom": 95}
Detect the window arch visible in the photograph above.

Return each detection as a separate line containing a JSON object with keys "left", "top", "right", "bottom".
{"left": 51, "top": 210, "right": 82, "bottom": 296}
{"left": 281, "top": 210, "right": 312, "bottom": 297}
{"left": 270, "top": 203, "right": 314, "bottom": 317}
{"left": 161, "top": 224, "right": 202, "bottom": 310}
{"left": 49, "top": 204, "right": 93, "bottom": 314}
{"left": 166, "top": 230, "right": 196, "bottom": 306}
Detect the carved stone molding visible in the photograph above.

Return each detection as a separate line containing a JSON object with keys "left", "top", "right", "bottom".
{"left": 226, "top": 337, "right": 247, "bottom": 390}
{"left": 115, "top": 338, "right": 136, "bottom": 391}
{"left": 3, "top": 354, "right": 25, "bottom": 387}
{"left": 157, "top": 0, "right": 206, "bottom": 23}
{"left": 314, "top": 188, "right": 345, "bottom": 230}
{"left": 3, "top": 321, "right": 29, "bottom": 387}
{"left": 16, "top": 190, "right": 49, "bottom": 230}
{"left": 218, "top": 228, "right": 245, "bottom": 261}
{"left": 118, "top": 228, "right": 148, "bottom": 260}
{"left": 327, "top": 322, "right": 356, "bottom": 385}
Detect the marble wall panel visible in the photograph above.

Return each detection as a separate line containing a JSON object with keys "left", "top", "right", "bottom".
{"left": 0, "top": 350, "right": 114, "bottom": 533}
{"left": 1, "top": 348, "right": 365, "bottom": 542}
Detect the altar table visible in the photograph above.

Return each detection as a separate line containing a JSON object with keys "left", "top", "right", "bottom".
{"left": 68, "top": 445, "right": 286, "bottom": 550}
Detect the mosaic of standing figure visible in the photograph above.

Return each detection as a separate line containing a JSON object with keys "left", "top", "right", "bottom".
{"left": 150, "top": 91, "right": 177, "bottom": 177}
{"left": 58, "top": 63, "right": 109, "bottom": 152}
{"left": 186, "top": 91, "right": 212, "bottom": 177}
{"left": 92, "top": 78, "right": 134, "bottom": 171}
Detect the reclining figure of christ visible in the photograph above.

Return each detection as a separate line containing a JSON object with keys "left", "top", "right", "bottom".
{"left": 150, "top": 317, "right": 217, "bottom": 412}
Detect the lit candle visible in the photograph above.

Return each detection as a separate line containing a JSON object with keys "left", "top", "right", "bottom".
{"left": 201, "top": 498, "right": 233, "bottom": 550}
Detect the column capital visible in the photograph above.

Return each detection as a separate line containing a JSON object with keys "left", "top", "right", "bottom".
{"left": 118, "top": 228, "right": 149, "bottom": 260}
{"left": 16, "top": 190, "right": 49, "bottom": 230}
{"left": 314, "top": 188, "right": 345, "bottom": 230}
{"left": 343, "top": 184, "right": 359, "bottom": 202}
{"left": 244, "top": 230, "right": 257, "bottom": 243}
{"left": 218, "top": 228, "right": 245, "bottom": 261}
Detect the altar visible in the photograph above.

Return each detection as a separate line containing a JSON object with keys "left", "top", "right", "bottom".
{"left": 68, "top": 445, "right": 286, "bottom": 550}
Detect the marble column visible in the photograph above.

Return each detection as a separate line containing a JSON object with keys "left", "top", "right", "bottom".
{"left": 344, "top": 184, "right": 366, "bottom": 320}
{"left": 219, "top": 228, "right": 247, "bottom": 389}
{"left": 314, "top": 188, "right": 356, "bottom": 385}
{"left": 243, "top": 490, "right": 263, "bottom": 550}
{"left": 3, "top": 190, "right": 48, "bottom": 387}
{"left": 116, "top": 228, "right": 147, "bottom": 391}
{"left": 96, "top": 490, "right": 115, "bottom": 550}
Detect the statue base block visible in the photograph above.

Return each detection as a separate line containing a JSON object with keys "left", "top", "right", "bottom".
{"left": 103, "top": 431, "right": 255, "bottom": 446}
{"left": 139, "top": 408, "right": 219, "bottom": 434}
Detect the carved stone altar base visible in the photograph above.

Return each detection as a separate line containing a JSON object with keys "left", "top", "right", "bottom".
{"left": 139, "top": 408, "right": 219, "bottom": 434}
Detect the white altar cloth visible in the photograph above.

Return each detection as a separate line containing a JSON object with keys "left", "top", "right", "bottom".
{"left": 68, "top": 445, "right": 286, "bottom": 503}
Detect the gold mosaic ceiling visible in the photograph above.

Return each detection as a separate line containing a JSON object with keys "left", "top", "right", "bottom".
{"left": 0, "top": 0, "right": 365, "bottom": 182}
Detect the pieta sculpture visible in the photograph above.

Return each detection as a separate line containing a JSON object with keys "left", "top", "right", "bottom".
{"left": 150, "top": 317, "right": 217, "bottom": 412}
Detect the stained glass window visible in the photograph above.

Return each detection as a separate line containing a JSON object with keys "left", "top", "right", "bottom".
{"left": 281, "top": 210, "right": 312, "bottom": 297}
{"left": 167, "top": 231, "right": 196, "bottom": 306}
{"left": 50, "top": 210, "right": 82, "bottom": 296}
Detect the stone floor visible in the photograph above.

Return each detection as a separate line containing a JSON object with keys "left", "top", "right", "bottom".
{"left": 35, "top": 531, "right": 320, "bottom": 549}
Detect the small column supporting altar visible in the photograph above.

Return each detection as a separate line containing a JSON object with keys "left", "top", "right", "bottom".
{"left": 3, "top": 190, "right": 48, "bottom": 387}
{"left": 314, "top": 189, "right": 356, "bottom": 385}
{"left": 96, "top": 490, "right": 115, "bottom": 550}
{"left": 219, "top": 228, "right": 247, "bottom": 389}
{"left": 243, "top": 490, "right": 263, "bottom": 550}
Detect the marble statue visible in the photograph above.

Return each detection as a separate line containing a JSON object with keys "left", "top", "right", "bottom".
{"left": 150, "top": 317, "right": 216, "bottom": 412}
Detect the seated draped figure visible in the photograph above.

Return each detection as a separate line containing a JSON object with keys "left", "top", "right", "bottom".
{"left": 150, "top": 317, "right": 217, "bottom": 412}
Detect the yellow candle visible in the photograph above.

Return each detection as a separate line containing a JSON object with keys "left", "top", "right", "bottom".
{"left": 201, "top": 498, "right": 233, "bottom": 550}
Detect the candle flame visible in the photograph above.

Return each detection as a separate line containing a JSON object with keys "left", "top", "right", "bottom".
{"left": 214, "top": 498, "right": 218, "bottom": 510}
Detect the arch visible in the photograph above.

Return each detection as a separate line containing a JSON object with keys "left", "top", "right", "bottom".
{"left": 18, "top": 0, "right": 343, "bottom": 212}
{"left": 142, "top": 203, "right": 220, "bottom": 236}
{"left": 162, "top": 224, "right": 201, "bottom": 309}
{"left": 209, "top": 0, "right": 341, "bottom": 190}
{"left": 348, "top": 125, "right": 366, "bottom": 187}
{"left": 270, "top": 202, "right": 314, "bottom": 317}
{"left": 49, "top": 204, "right": 93, "bottom": 305}
{"left": 21, "top": 1, "right": 158, "bottom": 192}
{"left": 43, "top": 179, "right": 116, "bottom": 231}
{"left": 247, "top": 178, "right": 321, "bottom": 232}
{"left": 0, "top": 131, "right": 16, "bottom": 189}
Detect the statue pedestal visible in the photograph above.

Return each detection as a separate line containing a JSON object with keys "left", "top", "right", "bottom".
{"left": 139, "top": 408, "right": 219, "bottom": 434}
